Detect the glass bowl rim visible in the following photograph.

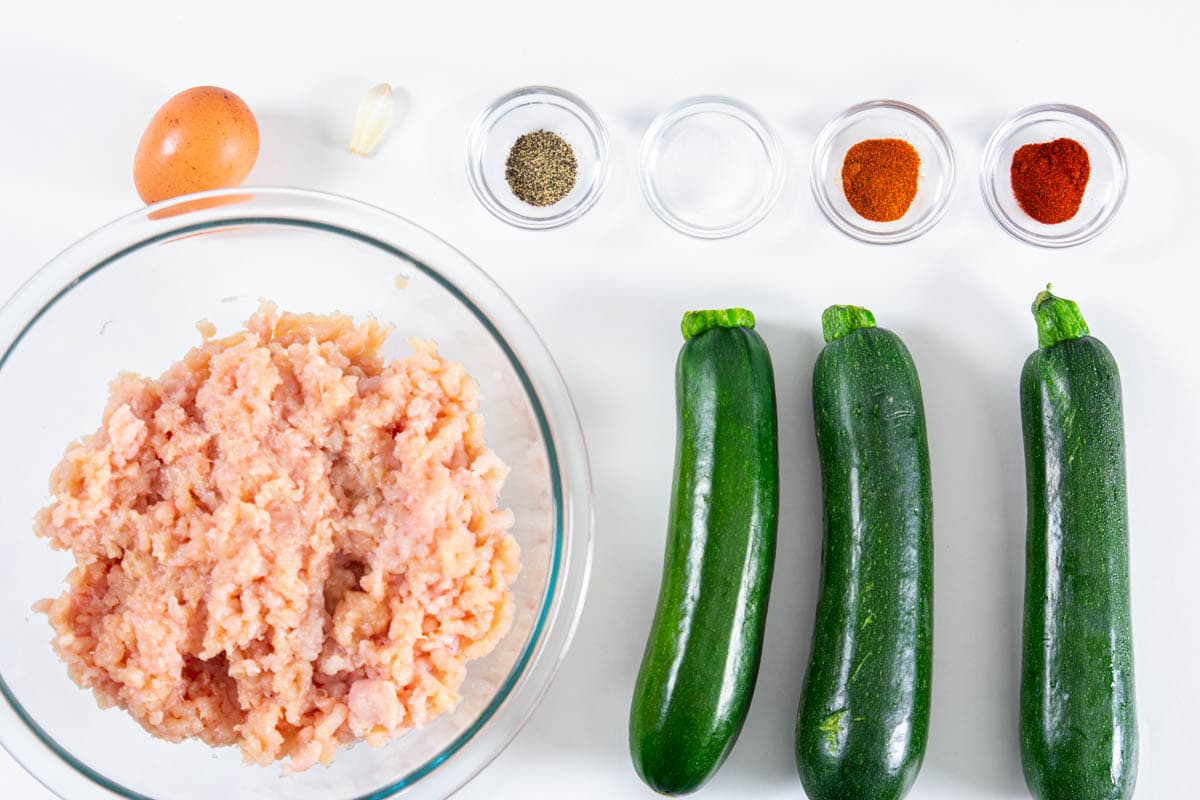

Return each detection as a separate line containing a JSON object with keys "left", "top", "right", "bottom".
{"left": 809, "top": 98, "right": 957, "bottom": 246}
{"left": 978, "top": 102, "right": 1128, "bottom": 249}
{"left": 464, "top": 85, "right": 612, "bottom": 231}
{"left": 638, "top": 94, "right": 786, "bottom": 239}
{"left": 0, "top": 186, "right": 594, "bottom": 800}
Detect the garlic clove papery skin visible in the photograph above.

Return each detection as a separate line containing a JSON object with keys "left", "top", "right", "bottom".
{"left": 349, "top": 83, "right": 397, "bottom": 156}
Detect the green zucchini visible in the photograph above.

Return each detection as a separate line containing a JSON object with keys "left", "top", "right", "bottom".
{"left": 795, "top": 305, "right": 933, "bottom": 800}
{"left": 1020, "top": 288, "right": 1137, "bottom": 800}
{"left": 629, "top": 308, "right": 779, "bottom": 796}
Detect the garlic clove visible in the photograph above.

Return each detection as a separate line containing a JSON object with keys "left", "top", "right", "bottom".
{"left": 349, "top": 83, "right": 397, "bottom": 157}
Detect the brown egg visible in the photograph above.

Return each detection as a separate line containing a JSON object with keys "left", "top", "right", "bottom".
{"left": 133, "top": 86, "right": 260, "bottom": 205}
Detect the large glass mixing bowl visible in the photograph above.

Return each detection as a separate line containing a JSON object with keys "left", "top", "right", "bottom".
{"left": 0, "top": 188, "right": 593, "bottom": 799}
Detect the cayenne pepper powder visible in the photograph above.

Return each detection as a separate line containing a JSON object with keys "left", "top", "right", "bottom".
{"left": 841, "top": 138, "right": 921, "bottom": 222}
{"left": 1010, "top": 138, "right": 1090, "bottom": 224}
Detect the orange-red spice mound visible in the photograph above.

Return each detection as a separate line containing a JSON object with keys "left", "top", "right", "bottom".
{"left": 841, "top": 138, "right": 921, "bottom": 222}
{"left": 1010, "top": 138, "right": 1090, "bottom": 224}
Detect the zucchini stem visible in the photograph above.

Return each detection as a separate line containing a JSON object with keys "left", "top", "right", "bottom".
{"left": 681, "top": 308, "right": 756, "bottom": 340}
{"left": 821, "top": 305, "right": 876, "bottom": 343}
{"left": 1033, "top": 285, "right": 1090, "bottom": 349}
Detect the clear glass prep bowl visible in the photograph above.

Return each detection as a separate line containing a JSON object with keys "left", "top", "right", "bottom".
{"left": 0, "top": 188, "right": 593, "bottom": 800}
{"left": 810, "top": 99, "right": 956, "bottom": 245}
{"left": 465, "top": 86, "right": 611, "bottom": 230}
{"left": 979, "top": 103, "right": 1128, "bottom": 248}
{"left": 639, "top": 95, "right": 785, "bottom": 239}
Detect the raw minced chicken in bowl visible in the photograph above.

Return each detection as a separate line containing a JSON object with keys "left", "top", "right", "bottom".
{"left": 0, "top": 189, "right": 592, "bottom": 800}
{"left": 36, "top": 303, "right": 521, "bottom": 771}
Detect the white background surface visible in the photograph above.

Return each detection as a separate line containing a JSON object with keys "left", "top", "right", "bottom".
{"left": 1, "top": 1, "right": 1197, "bottom": 798}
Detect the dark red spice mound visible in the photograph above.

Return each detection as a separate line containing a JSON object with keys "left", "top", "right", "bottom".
{"left": 1010, "top": 138, "right": 1091, "bottom": 224}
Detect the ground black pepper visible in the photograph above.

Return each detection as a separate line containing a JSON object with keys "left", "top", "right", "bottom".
{"left": 505, "top": 130, "right": 577, "bottom": 207}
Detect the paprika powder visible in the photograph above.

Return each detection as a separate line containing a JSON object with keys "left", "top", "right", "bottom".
{"left": 1010, "top": 138, "right": 1090, "bottom": 224}
{"left": 841, "top": 138, "right": 921, "bottom": 222}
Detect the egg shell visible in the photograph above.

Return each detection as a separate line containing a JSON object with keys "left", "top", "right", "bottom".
{"left": 133, "top": 86, "right": 260, "bottom": 205}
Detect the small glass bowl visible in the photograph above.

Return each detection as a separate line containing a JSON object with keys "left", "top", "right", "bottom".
{"left": 639, "top": 96, "right": 785, "bottom": 238}
{"left": 980, "top": 104, "right": 1127, "bottom": 248}
{"left": 811, "top": 100, "right": 956, "bottom": 245}
{"left": 466, "top": 86, "right": 611, "bottom": 230}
